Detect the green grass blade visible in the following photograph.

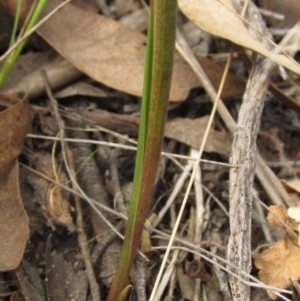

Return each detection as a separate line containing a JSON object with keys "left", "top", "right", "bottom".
{"left": 107, "top": 0, "right": 177, "bottom": 300}
{"left": 0, "top": 0, "right": 49, "bottom": 87}
{"left": 9, "top": 0, "right": 23, "bottom": 47}
{"left": 135, "top": 0, "right": 177, "bottom": 230}
{"left": 106, "top": 11, "right": 154, "bottom": 301}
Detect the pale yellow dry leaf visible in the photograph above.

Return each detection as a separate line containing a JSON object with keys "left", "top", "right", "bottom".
{"left": 282, "top": 178, "right": 300, "bottom": 194}
{"left": 178, "top": 0, "right": 300, "bottom": 75}
{"left": 288, "top": 207, "right": 300, "bottom": 223}
{"left": 281, "top": 178, "right": 300, "bottom": 206}
{"left": 255, "top": 237, "right": 300, "bottom": 300}
{"left": 288, "top": 207, "right": 300, "bottom": 246}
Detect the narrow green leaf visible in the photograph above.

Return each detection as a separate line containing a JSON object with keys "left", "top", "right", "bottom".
{"left": 107, "top": 13, "right": 154, "bottom": 301}
{"left": 107, "top": 0, "right": 177, "bottom": 300}
{"left": 9, "top": 0, "right": 23, "bottom": 47}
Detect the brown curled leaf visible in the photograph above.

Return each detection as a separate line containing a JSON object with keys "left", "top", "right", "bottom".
{"left": 255, "top": 236, "right": 300, "bottom": 300}
{"left": 0, "top": 93, "right": 31, "bottom": 271}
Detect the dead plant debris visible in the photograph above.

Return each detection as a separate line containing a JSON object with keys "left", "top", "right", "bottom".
{"left": 0, "top": 0, "right": 300, "bottom": 300}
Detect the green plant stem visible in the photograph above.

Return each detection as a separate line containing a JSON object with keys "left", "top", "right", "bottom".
{"left": 106, "top": 14, "right": 153, "bottom": 300}
{"left": 0, "top": 0, "right": 49, "bottom": 88}
{"left": 9, "top": 0, "right": 23, "bottom": 47}
{"left": 106, "top": 0, "right": 177, "bottom": 300}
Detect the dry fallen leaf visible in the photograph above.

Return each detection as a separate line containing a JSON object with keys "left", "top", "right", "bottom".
{"left": 267, "top": 205, "right": 298, "bottom": 232}
{"left": 0, "top": 3, "right": 246, "bottom": 100}
{"left": 178, "top": 0, "right": 300, "bottom": 75}
{"left": 255, "top": 205, "right": 300, "bottom": 299}
{"left": 165, "top": 116, "right": 232, "bottom": 157}
{"left": 282, "top": 178, "right": 300, "bottom": 194}
{"left": 196, "top": 55, "right": 246, "bottom": 98}
{"left": 0, "top": 93, "right": 31, "bottom": 271}
{"left": 37, "top": 0, "right": 197, "bottom": 101}
{"left": 1, "top": 52, "right": 245, "bottom": 100}
{"left": 255, "top": 237, "right": 300, "bottom": 300}
{"left": 34, "top": 0, "right": 245, "bottom": 101}
{"left": 54, "top": 81, "right": 117, "bottom": 99}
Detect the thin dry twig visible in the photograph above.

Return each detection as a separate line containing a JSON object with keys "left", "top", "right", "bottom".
{"left": 90, "top": 222, "right": 124, "bottom": 264}
{"left": 227, "top": 55, "right": 271, "bottom": 301}
{"left": 192, "top": 148, "right": 204, "bottom": 301}
{"left": 152, "top": 149, "right": 196, "bottom": 228}
{"left": 153, "top": 246, "right": 292, "bottom": 301}
{"left": 226, "top": 2, "right": 282, "bottom": 300}
{"left": 66, "top": 116, "right": 112, "bottom": 234}
{"left": 152, "top": 250, "right": 179, "bottom": 301}
{"left": 175, "top": 16, "right": 292, "bottom": 208}
{"left": 253, "top": 191, "right": 274, "bottom": 244}
{"left": 26, "top": 133, "right": 236, "bottom": 168}
{"left": 20, "top": 163, "right": 294, "bottom": 300}
{"left": 70, "top": 157, "right": 102, "bottom": 301}
{"left": 43, "top": 73, "right": 101, "bottom": 301}
{"left": 66, "top": 111, "right": 122, "bottom": 288}
{"left": 227, "top": 6, "right": 300, "bottom": 301}
{"left": 150, "top": 29, "right": 234, "bottom": 301}
{"left": 94, "top": 132, "right": 128, "bottom": 216}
